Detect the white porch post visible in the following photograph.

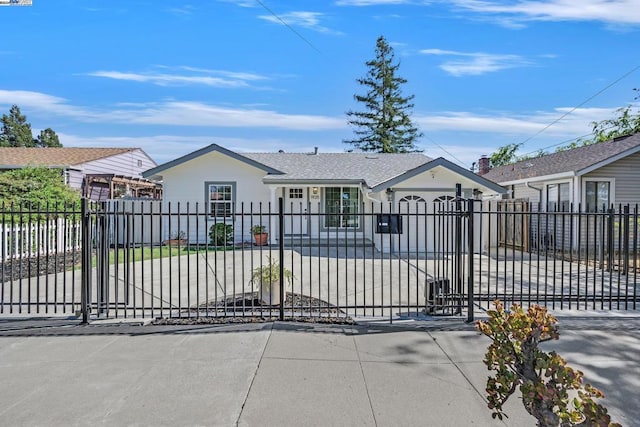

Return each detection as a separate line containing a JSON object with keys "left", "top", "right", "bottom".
{"left": 269, "top": 185, "right": 279, "bottom": 245}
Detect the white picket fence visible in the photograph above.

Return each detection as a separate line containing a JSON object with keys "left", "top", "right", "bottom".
{"left": 1, "top": 219, "right": 82, "bottom": 261}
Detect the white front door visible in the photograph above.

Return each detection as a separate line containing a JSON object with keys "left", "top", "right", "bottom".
{"left": 284, "top": 187, "right": 308, "bottom": 235}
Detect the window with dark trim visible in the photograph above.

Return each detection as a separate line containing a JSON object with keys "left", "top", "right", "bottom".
{"left": 207, "top": 183, "right": 233, "bottom": 218}
{"left": 547, "top": 183, "right": 570, "bottom": 212}
{"left": 585, "top": 181, "right": 610, "bottom": 212}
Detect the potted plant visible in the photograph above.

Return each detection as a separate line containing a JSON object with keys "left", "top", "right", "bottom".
{"left": 250, "top": 224, "right": 268, "bottom": 246}
{"left": 163, "top": 230, "right": 187, "bottom": 246}
{"left": 251, "top": 257, "right": 293, "bottom": 305}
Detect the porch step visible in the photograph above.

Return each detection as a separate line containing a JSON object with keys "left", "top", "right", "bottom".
{"left": 280, "top": 237, "right": 375, "bottom": 248}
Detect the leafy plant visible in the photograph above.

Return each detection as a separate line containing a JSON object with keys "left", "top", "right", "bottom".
{"left": 208, "top": 223, "right": 233, "bottom": 247}
{"left": 476, "top": 300, "right": 619, "bottom": 427}
{"left": 250, "top": 224, "right": 266, "bottom": 235}
{"left": 251, "top": 256, "right": 293, "bottom": 291}
{"left": 0, "top": 166, "right": 80, "bottom": 221}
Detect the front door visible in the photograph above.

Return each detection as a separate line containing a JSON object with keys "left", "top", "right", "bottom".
{"left": 285, "top": 187, "right": 308, "bottom": 235}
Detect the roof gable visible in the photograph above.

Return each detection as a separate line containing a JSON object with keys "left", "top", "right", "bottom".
{"left": 0, "top": 147, "right": 140, "bottom": 168}
{"left": 142, "top": 144, "right": 283, "bottom": 178}
{"left": 483, "top": 133, "right": 640, "bottom": 183}
{"left": 371, "top": 157, "right": 506, "bottom": 193}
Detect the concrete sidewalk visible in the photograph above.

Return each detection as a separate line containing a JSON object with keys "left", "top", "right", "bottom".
{"left": 0, "top": 318, "right": 638, "bottom": 426}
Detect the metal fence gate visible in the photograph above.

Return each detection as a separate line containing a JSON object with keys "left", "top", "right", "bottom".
{"left": 2, "top": 198, "right": 638, "bottom": 322}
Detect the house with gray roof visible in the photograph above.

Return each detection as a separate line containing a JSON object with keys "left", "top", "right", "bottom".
{"left": 481, "top": 132, "right": 640, "bottom": 212}
{"left": 143, "top": 144, "right": 504, "bottom": 252}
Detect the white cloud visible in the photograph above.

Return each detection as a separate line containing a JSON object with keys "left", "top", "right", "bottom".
{"left": 259, "top": 11, "right": 342, "bottom": 34}
{"left": 0, "top": 89, "right": 345, "bottom": 130}
{"left": 415, "top": 107, "right": 617, "bottom": 136}
{"left": 451, "top": 0, "right": 640, "bottom": 26}
{"left": 420, "top": 48, "right": 532, "bottom": 76}
{"left": 87, "top": 67, "right": 269, "bottom": 88}
{"left": 216, "top": 0, "right": 257, "bottom": 7}
{"left": 166, "top": 5, "right": 195, "bottom": 16}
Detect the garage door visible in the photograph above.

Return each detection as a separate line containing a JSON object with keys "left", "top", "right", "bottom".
{"left": 394, "top": 192, "right": 456, "bottom": 253}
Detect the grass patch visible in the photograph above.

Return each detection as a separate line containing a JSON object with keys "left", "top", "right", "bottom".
{"left": 94, "top": 245, "right": 237, "bottom": 266}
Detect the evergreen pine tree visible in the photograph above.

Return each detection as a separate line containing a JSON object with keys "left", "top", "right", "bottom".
{"left": 0, "top": 105, "right": 34, "bottom": 147}
{"left": 35, "top": 128, "right": 62, "bottom": 147}
{"left": 344, "top": 35, "right": 422, "bottom": 153}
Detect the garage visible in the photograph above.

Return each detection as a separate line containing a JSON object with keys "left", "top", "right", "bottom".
{"left": 393, "top": 191, "right": 457, "bottom": 254}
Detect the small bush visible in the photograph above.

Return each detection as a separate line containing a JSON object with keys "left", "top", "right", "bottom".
{"left": 208, "top": 223, "right": 233, "bottom": 247}
{"left": 476, "top": 300, "right": 620, "bottom": 427}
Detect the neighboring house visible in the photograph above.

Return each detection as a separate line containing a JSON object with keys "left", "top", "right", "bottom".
{"left": 143, "top": 144, "right": 504, "bottom": 253}
{"left": 480, "top": 133, "right": 640, "bottom": 252}
{"left": 0, "top": 147, "right": 161, "bottom": 200}
{"left": 481, "top": 133, "right": 640, "bottom": 212}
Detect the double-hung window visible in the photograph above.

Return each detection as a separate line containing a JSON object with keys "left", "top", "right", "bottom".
{"left": 207, "top": 183, "right": 234, "bottom": 219}
{"left": 324, "top": 187, "right": 360, "bottom": 228}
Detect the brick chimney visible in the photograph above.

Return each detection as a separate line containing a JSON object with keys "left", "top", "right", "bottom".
{"left": 478, "top": 155, "right": 490, "bottom": 175}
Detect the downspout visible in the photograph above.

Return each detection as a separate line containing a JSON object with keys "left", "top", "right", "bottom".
{"left": 525, "top": 181, "right": 543, "bottom": 209}
{"left": 359, "top": 182, "right": 382, "bottom": 204}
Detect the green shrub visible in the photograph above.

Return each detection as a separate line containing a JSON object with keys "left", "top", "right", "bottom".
{"left": 208, "top": 223, "right": 233, "bottom": 247}
{"left": 476, "top": 300, "right": 619, "bottom": 426}
{"left": 0, "top": 167, "right": 80, "bottom": 221}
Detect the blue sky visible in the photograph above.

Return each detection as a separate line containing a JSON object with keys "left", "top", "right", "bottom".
{"left": 1, "top": 0, "right": 639, "bottom": 168}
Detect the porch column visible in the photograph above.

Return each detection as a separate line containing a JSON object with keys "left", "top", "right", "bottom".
{"left": 269, "top": 185, "right": 279, "bottom": 244}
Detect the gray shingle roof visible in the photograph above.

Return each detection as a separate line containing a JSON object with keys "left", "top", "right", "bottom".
{"left": 482, "top": 133, "right": 640, "bottom": 183}
{"left": 243, "top": 152, "right": 432, "bottom": 187}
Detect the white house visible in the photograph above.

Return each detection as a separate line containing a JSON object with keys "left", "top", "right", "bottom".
{"left": 143, "top": 144, "right": 505, "bottom": 253}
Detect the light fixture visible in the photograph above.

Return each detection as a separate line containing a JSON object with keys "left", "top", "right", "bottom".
{"left": 385, "top": 188, "right": 393, "bottom": 202}
{"left": 312, "top": 187, "right": 319, "bottom": 195}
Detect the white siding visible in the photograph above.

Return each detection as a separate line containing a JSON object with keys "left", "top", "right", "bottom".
{"left": 160, "top": 151, "right": 271, "bottom": 243}
{"left": 370, "top": 166, "right": 485, "bottom": 253}
{"left": 511, "top": 183, "right": 541, "bottom": 205}
{"left": 66, "top": 169, "right": 85, "bottom": 190}
{"left": 80, "top": 149, "right": 156, "bottom": 177}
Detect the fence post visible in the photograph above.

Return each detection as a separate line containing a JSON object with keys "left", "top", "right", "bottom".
{"left": 455, "top": 184, "right": 462, "bottom": 314}
{"left": 623, "top": 205, "right": 630, "bottom": 275}
{"left": 278, "top": 197, "right": 284, "bottom": 320}
{"left": 607, "top": 207, "right": 614, "bottom": 272}
{"left": 80, "top": 198, "right": 90, "bottom": 324}
{"left": 466, "top": 199, "right": 475, "bottom": 323}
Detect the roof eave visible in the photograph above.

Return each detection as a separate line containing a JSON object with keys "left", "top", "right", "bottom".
{"left": 262, "top": 178, "right": 366, "bottom": 186}
{"left": 493, "top": 171, "right": 576, "bottom": 186}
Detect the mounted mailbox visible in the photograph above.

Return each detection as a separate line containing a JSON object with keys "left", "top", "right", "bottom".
{"left": 375, "top": 214, "right": 403, "bottom": 234}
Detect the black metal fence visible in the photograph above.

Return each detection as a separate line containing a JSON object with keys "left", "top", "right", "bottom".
{"left": 1, "top": 198, "right": 638, "bottom": 322}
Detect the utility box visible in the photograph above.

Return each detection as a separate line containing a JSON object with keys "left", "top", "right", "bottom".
{"left": 376, "top": 214, "right": 402, "bottom": 234}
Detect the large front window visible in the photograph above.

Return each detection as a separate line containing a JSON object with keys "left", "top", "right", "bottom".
{"left": 585, "top": 181, "right": 610, "bottom": 212}
{"left": 207, "top": 183, "right": 233, "bottom": 218}
{"left": 324, "top": 187, "right": 360, "bottom": 228}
